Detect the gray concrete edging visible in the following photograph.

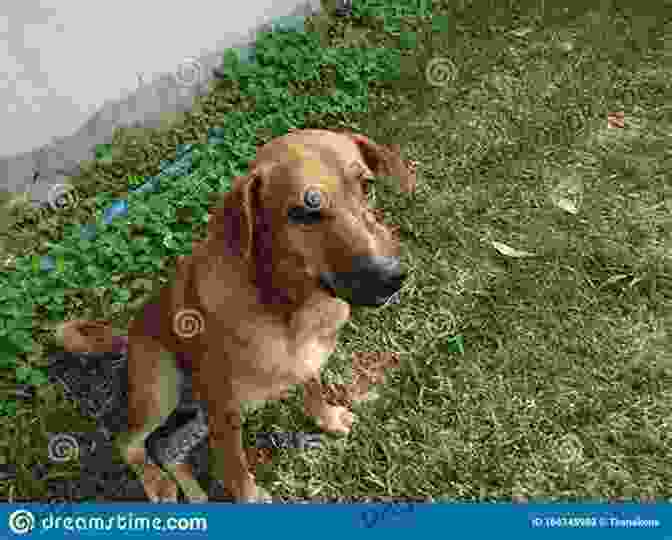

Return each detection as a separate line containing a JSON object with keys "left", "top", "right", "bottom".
{"left": 1, "top": 0, "right": 322, "bottom": 208}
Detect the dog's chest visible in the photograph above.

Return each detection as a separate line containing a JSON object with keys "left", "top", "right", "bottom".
{"left": 226, "top": 298, "right": 350, "bottom": 402}
{"left": 289, "top": 328, "right": 340, "bottom": 379}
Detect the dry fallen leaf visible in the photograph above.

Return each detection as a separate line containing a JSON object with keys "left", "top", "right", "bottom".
{"left": 491, "top": 241, "right": 536, "bottom": 258}
{"left": 552, "top": 196, "right": 579, "bottom": 214}
{"left": 245, "top": 448, "right": 274, "bottom": 476}
{"left": 598, "top": 274, "right": 631, "bottom": 289}
{"left": 550, "top": 175, "right": 583, "bottom": 215}
{"left": 510, "top": 27, "right": 534, "bottom": 37}
{"left": 323, "top": 351, "right": 401, "bottom": 406}
{"left": 607, "top": 111, "right": 625, "bottom": 128}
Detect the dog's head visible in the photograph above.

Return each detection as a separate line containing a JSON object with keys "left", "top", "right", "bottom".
{"left": 209, "top": 130, "right": 415, "bottom": 307}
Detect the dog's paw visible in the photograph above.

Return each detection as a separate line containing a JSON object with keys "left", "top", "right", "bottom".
{"left": 184, "top": 492, "right": 209, "bottom": 503}
{"left": 145, "top": 476, "right": 179, "bottom": 503}
{"left": 315, "top": 405, "right": 356, "bottom": 435}
{"left": 248, "top": 485, "right": 273, "bottom": 503}
{"left": 229, "top": 475, "right": 273, "bottom": 503}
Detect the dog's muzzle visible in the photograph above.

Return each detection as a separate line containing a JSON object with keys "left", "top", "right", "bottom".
{"left": 319, "top": 256, "right": 406, "bottom": 307}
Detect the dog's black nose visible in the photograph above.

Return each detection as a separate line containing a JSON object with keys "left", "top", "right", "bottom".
{"left": 319, "top": 256, "right": 407, "bottom": 307}
{"left": 351, "top": 256, "right": 406, "bottom": 290}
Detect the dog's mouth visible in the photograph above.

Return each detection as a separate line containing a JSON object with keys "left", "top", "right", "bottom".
{"left": 319, "top": 256, "right": 406, "bottom": 307}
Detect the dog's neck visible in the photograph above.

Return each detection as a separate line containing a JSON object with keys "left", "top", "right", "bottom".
{"left": 252, "top": 258, "right": 320, "bottom": 314}
{"left": 200, "top": 236, "right": 313, "bottom": 318}
{"left": 254, "top": 280, "right": 295, "bottom": 308}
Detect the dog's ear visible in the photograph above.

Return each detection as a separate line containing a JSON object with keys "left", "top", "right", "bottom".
{"left": 347, "top": 133, "right": 416, "bottom": 193}
{"left": 209, "top": 165, "right": 270, "bottom": 260}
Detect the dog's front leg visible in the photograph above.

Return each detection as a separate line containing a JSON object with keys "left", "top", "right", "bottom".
{"left": 304, "top": 376, "right": 356, "bottom": 435}
{"left": 206, "top": 397, "right": 272, "bottom": 502}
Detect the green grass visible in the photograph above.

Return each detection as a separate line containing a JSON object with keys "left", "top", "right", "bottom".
{"left": 1, "top": 0, "right": 671, "bottom": 501}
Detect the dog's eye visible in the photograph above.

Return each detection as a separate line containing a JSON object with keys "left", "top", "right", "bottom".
{"left": 304, "top": 189, "right": 322, "bottom": 210}
{"left": 288, "top": 188, "right": 324, "bottom": 225}
{"left": 288, "top": 206, "right": 322, "bottom": 225}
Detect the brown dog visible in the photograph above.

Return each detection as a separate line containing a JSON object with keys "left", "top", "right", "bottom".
{"left": 58, "top": 129, "right": 416, "bottom": 502}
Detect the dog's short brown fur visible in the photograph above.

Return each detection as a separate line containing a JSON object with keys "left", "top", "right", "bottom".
{"left": 59, "top": 129, "right": 415, "bottom": 502}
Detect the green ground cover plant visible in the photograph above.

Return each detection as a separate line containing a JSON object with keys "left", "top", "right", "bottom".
{"left": 0, "top": 0, "right": 670, "bottom": 501}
